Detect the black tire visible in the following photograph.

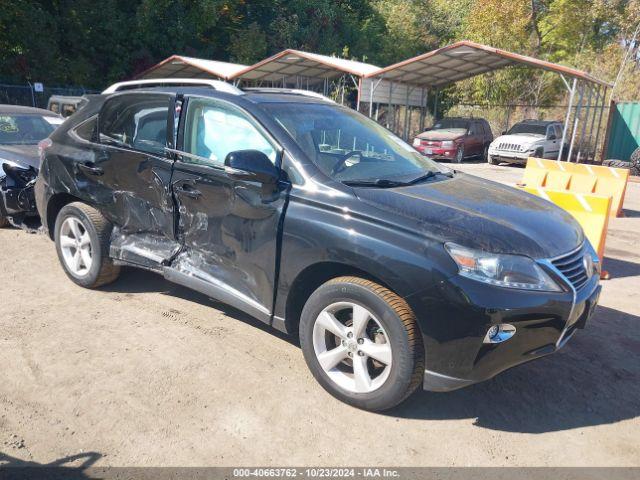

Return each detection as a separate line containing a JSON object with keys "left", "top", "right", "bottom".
{"left": 54, "top": 202, "right": 120, "bottom": 288}
{"left": 299, "top": 276, "right": 424, "bottom": 411}
{"left": 534, "top": 147, "right": 544, "bottom": 158}
{"left": 482, "top": 145, "right": 489, "bottom": 161}
{"left": 631, "top": 147, "right": 640, "bottom": 176}
{"left": 488, "top": 154, "right": 499, "bottom": 165}
{"left": 0, "top": 198, "right": 9, "bottom": 228}
{"left": 454, "top": 146, "right": 464, "bottom": 163}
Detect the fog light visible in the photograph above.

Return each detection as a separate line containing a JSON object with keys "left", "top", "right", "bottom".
{"left": 484, "top": 324, "right": 516, "bottom": 344}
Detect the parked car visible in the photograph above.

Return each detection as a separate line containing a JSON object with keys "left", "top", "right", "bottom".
{"left": 413, "top": 117, "right": 493, "bottom": 163}
{"left": 0, "top": 105, "right": 63, "bottom": 228}
{"left": 36, "top": 86, "right": 601, "bottom": 411}
{"left": 488, "top": 119, "right": 565, "bottom": 165}
{"left": 47, "top": 95, "right": 89, "bottom": 117}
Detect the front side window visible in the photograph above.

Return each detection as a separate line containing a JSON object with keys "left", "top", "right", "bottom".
{"left": 554, "top": 125, "right": 563, "bottom": 138}
{"left": 262, "top": 102, "right": 449, "bottom": 184}
{"left": 182, "top": 98, "right": 277, "bottom": 167}
{"left": 0, "top": 114, "right": 57, "bottom": 145}
{"left": 99, "top": 93, "right": 170, "bottom": 156}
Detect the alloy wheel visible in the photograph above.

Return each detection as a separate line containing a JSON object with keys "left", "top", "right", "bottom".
{"left": 59, "top": 217, "right": 93, "bottom": 277}
{"left": 312, "top": 302, "right": 392, "bottom": 394}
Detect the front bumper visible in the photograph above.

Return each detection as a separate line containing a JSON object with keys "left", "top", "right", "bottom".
{"left": 0, "top": 165, "right": 40, "bottom": 229}
{"left": 415, "top": 145, "right": 457, "bottom": 160}
{"left": 488, "top": 150, "right": 530, "bottom": 164}
{"left": 407, "top": 269, "right": 601, "bottom": 392}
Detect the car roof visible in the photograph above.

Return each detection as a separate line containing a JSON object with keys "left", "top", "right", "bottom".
{"left": 436, "top": 117, "right": 485, "bottom": 122}
{"left": 517, "top": 119, "right": 561, "bottom": 126}
{"left": 0, "top": 104, "right": 61, "bottom": 116}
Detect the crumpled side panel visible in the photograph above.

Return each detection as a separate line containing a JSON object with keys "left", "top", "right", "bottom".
{"left": 109, "top": 225, "right": 181, "bottom": 269}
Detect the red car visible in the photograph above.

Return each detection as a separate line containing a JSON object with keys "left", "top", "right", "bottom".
{"left": 413, "top": 117, "right": 493, "bottom": 163}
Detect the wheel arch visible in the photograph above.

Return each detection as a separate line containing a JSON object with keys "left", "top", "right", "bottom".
{"left": 283, "top": 261, "right": 410, "bottom": 336}
{"left": 45, "top": 193, "right": 85, "bottom": 239}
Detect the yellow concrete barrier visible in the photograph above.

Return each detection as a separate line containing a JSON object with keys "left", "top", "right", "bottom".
{"left": 521, "top": 158, "right": 629, "bottom": 217}
{"left": 520, "top": 186, "right": 612, "bottom": 262}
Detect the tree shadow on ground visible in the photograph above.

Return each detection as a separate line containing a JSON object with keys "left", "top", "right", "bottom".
{"left": 388, "top": 304, "right": 640, "bottom": 433}
{"left": 99, "top": 267, "right": 295, "bottom": 345}
{"left": 0, "top": 451, "right": 101, "bottom": 479}
{"left": 602, "top": 255, "right": 640, "bottom": 279}
{"left": 99, "top": 269, "right": 639, "bottom": 434}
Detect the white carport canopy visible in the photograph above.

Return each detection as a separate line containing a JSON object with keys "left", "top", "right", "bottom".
{"left": 230, "top": 49, "right": 380, "bottom": 85}
{"left": 364, "top": 40, "right": 612, "bottom": 161}
{"left": 366, "top": 40, "right": 609, "bottom": 89}
{"left": 136, "top": 55, "right": 247, "bottom": 80}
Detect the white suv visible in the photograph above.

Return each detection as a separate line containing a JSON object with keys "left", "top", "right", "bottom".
{"left": 488, "top": 120, "right": 565, "bottom": 165}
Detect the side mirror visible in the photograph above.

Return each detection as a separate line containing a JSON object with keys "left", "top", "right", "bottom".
{"left": 548, "top": 134, "right": 556, "bottom": 140}
{"left": 501, "top": 130, "right": 507, "bottom": 135}
{"left": 224, "top": 150, "right": 279, "bottom": 184}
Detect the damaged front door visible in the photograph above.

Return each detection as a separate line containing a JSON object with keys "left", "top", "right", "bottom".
{"left": 96, "top": 93, "right": 180, "bottom": 267}
{"left": 166, "top": 96, "right": 287, "bottom": 323}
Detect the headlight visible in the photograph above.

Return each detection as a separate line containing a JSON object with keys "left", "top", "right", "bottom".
{"left": 441, "top": 141, "right": 455, "bottom": 148}
{"left": 585, "top": 241, "right": 601, "bottom": 277}
{"left": 445, "top": 243, "right": 562, "bottom": 292}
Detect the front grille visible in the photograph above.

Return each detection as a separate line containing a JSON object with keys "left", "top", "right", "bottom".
{"left": 551, "top": 246, "right": 590, "bottom": 291}
{"left": 498, "top": 142, "right": 521, "bottom": 152}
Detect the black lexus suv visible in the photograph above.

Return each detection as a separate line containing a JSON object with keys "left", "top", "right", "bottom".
{"left": 35, "top": 85, "right": 601, "bottom": 411}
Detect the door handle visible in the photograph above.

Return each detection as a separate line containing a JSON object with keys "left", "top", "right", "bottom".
{"left": 175, "top": 184, "right": 202, "bottom": 198}
{"left": 78, "top": 163, "right": 104, "bottom": 176}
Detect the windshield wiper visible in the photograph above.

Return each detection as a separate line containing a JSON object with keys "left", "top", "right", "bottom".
{"left": 342, "top": 178, "right": 411, "bottom": 188}
{"left": 343, "top": 170, "right": 454, "bottom": 188}
{"left": 406, "top": 170, "right": 454, "bottom": 184}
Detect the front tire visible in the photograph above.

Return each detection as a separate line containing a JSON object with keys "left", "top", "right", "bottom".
{"left": 454, "top": 146, "right": 464, "bottom": 163}
{"left": 54, "top": 202, "right": 120, "bottom": 288}
{"left": 299, "top": 276, "right": 424, "bottom": 411}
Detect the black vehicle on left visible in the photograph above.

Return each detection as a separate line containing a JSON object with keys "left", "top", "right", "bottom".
{"left": 0, "top": 105, "right": 63, "bottom": 228}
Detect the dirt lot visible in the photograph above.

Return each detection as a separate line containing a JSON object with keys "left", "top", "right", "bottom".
{"left": 1, "top": 163, "right": 639, "bottom": 468}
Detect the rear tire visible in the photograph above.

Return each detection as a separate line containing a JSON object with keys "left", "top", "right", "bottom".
{"left": 454, "top": 146, "right": 464, "bottom": 163}
{"left": 299, "top": 276, "right": 424, "bottom": 411}
{"left": 54, "top": 202, "right": 120, "bottom": 288}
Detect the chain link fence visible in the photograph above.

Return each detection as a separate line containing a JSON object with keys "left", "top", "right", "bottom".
{"left": 0, "top": 83, "right": 100, "bottom": 110}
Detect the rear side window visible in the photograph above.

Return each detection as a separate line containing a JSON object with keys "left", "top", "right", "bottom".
{"left": 99, "top": 93, "right": 170, "bottom": 156}
{"left": 73, "top": 116, "right": 98, "bottom": 142}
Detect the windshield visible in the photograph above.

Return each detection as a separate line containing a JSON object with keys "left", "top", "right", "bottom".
{"left": 0, "top": 114, "right": 59, "bottom": 145}
{"left": 432, "top": 119, "right": 470, "bottom": 130}
{"left": 507, "top": 123, "right": 547, "bottom": 136}
{"left": 261, "top": 102, "right": 449, "bottom": 184}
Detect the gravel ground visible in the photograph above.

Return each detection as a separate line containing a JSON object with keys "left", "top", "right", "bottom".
{"left": 0, "top": 163, "right": 638, "bottom": 468}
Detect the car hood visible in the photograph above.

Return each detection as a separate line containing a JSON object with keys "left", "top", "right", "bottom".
{"left": 417, "top": 129, "right": 466, "bottom": 141}
{"left": 0, "top": 144, "right": 40, "bottom": 170}
{"left": 492, "top": 133, "right": 545, "bottom": 146}
{"left": 354, "top": 173, "right": 584, "bottom": 259}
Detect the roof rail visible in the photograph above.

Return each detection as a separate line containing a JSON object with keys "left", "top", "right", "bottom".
{"left": 102, "top": 78, "right": 243, "bottom": 95}
{"left": 242, "top": 87, "right": 335, "bottom": 103}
